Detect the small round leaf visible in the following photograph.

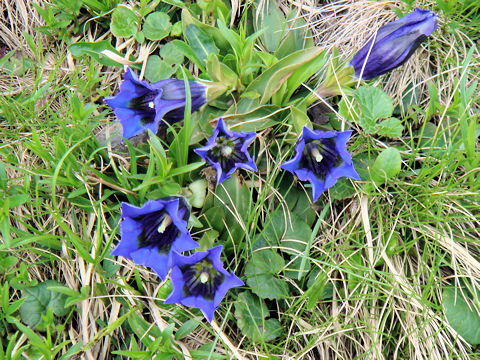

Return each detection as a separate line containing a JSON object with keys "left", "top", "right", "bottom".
{"left": 110, "top": 7, "right": 138, "bottom": 38}
{"left": 143, "top": 12, "right": 172, "bottom": 41}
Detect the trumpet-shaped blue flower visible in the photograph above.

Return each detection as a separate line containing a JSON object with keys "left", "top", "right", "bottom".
{"left": 281, "top": 127, "right": 360, "bottom": 202}
{"left": 165, "top": 246, "right": 243, "bottom": 322}
{"left": 112, "top": 196, "right": 199, "bottom": 281}
{"left": 350, "top": 8, "right": 438, "bottom": 80}
{"left": 194, "top": 118, "right": 257, "bottom": 184}
{"left": 104, "top": 68, "right": 207, "bottom": 138}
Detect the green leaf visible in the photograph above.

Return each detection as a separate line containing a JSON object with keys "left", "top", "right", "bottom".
{"left": 160, "top": 42, "right": 185, "bottom": 65}
{"left": 202, "top": 206, "right": 225, "bottom": 233}
{"left": 206, "top": 54, "right": 238, "bottom": 93}
{"left": 329, "top": 177, "right": 356, "bottom": 200}
{"left": 19, "top": 280, "right": 68, "bottom": 327}
{"left": 275, "top": 10, "right": 315, "bottom": 58}
{"left": 8, "top": 193, "right": 29, "bottom": 208}
{"left": 288, "top": 106, "right": 312, "bottom": 134}
{"left": 245, "top": 250, "right": 288, "bottom": 300}
{"left": 284, "top": 50, "right": 328, "bottom": 102}
{"left": 254, "top": 0, "right": 286, "bottom": 52}
{"left": 234, "top": 291, "right": 282, "bottom": 343}
{"left": 444, "top": 286, "right": 480, "bottom": 345}
{"left": 375, "top": 117, "right": 404, "bottom": 138}
{"left": 143, "top": 12, "right": 172, "bottom": 41}
{"left": 223, "top": 105, "right": 286, "bottom": 133}
{"left": 145, "top": 55, "right": 176, "bottom": 83}
{"left": 243, "top": 47, "right": 323, "bottom": 106}
{"left": 181, "top": 8, "right": 229, "bottom": 51}
{"left": 184, "top": 24, "right": 219, "bottom": 65}
{"left": 184, "top": 179, "right": 207, "bottom": 208}
{"left": 354, "top": 86, "right": 393, "bottom": 133}
{"left": 175, "top": 319, "right": 200, "bottom": 340}
{"left": 0, "top": 161, "right": 6, "bottom": 189}
{"left": 172, "top": 40, "right": 206, "bottom": 73}
{"left": 110, "top": 6, "right": 138, "bottom": 38}
{"left": 214, "top": 175, "right": 251, "bottom": 224}
{"left": 68, "top": 40, "right": 122, "bottom": 67}
{"left": 282, "top": 213, "right": 311, "bottom": 254}
{"left": 369, "top": 147, "right": 402, "bottom": 186}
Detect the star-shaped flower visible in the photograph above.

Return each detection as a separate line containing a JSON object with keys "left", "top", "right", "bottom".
{"left": 104, "top": 68, "right": 207, "bottom": 138}
{"left": 112, "top": 196, "right": 199, "bottom": 281}
{"left": 194, "top": 118, "right": 257, "bottom": 184}
{"left": 281, "top": 127, "right": 360, "bottom": 201}
{"left": 165, "top": 246, "right": 244, "bottom": 322}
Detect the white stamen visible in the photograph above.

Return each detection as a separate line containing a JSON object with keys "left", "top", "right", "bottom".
{"left": 221, "top": 146, "right": 233, "bottom": 157}
{"left": 200, "top": 272, "right": 209, "bottom": 283}
{"left": 310, "top": 147, "right": 323, "bottom": 162}
{"left": 157, "top": 215, "right": 173, "bottom": 233}
{"left": 148, "top": 101, "right": 155, "bottom": 109}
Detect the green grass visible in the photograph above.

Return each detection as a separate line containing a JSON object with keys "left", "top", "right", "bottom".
{"left": 0, "top": 0, "right": 479, "bottom": 359}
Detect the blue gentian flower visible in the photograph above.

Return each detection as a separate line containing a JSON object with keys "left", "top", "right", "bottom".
{"left": 281, "top": 127, "right": 360, "bottom": 202}
{"left": 112, "top": 196, "right": 199, "bottom": 281}
{"left": 350, "top": 8, "right": 438, "bottom": 80}
{"left": 165, "top": 246, "right": 244, "bottom": 322}
{"left": 194, "top": 118, "right": 257, "bottom": 184}
{"left": 104, "top": 68, "right": 207, "bottom": 138}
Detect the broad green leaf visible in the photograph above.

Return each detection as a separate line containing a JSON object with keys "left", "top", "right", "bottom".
{"left": 8, "top": 193, "right": 29, "bottom": 208}
{"left": 145, "top": 55, "right": 176, "bottom": 83}
{"left": 0, "top": 162, "right": 6, "bottom": 189}
{"left": 370, "top": 147, "right": 402, "bottom": 186}
{"left": 172, "top": 40, "right": 206, "bottom": 73}
{"left": 216, "top": 19, "right": 242, "bottom": 57}
{"left": 110, "top": 7, "right": 138, "bottom": 38}
{"left": 184, "top": 24, "right": 219, "bottom": 65}
{"left": 284, "top": 256, "right": 311, "bottom": 280}
{"left": 282, "top": 213, "right": 311, "bottom": 254}
{"left": 375, "top": 117, "right": 404, "bottom": 138}
{"left": 170, "top": 21, "right": 182, "bottom": 37}
{"left": 444, "top": 286, "right": 480, "bottom": 345}
{"left": 234, "top": 291, "right": 281, "bottom": 342}
{"left": 184, "top": 179, "right": 207, "bottom": 208}
{"left": 244, "top": 47, "right": 323, "bottom": 105}
{"left": 198, "top": 229, "right": 219, "bottom": 251}
{"left": 181, "top": 8, "right": 229, "bottom": 51}
{"left": 329, "top": 177, "right": 356, "bottom": 200}
{"left": 286, "top": 187, "right": 316, "bottom": 227}
{"left": 262, "top": 210, "right": 311, "bottom": 253}
{"left": 68, "top": 40, "right": 122, "bottom": 67}
{"left": 143, "top": 12, "right": 172, "bottom": 41}
{"left": 214, "top": 175, "right": 251, "bottom": 224}
{"left": 160, "top": 42, "right": 185, "bottom": 65}
{"left": 338, "top": 96, "right": 360, "bottom": 123}
{"left": 288, "top": 106, "right": 312, "bottom": 137}
{"left": 202, "top": 206, "right": 225, "bottom": 233}
{"left": 262, "top": 211, "right": 286, "bottom": 247}
{"left": 223, "top": 105, "right": 286, "bottom": 133}
{"left": 206, "top": 54, "right": 238, "bottom": 88}
{"left": 275, "top": 10, "right": 315, "bottom": 59}
{"left": 19, "top": 280, "right": 68, "bottom": 327}
{"left": 284, "top": 50, "right": 328, "bottom": 102}
{"left": 175, "top": 319, "right": 200, "bottom": 340}
{"left": 254, "top": 0, "right": 285, "bottom": 52}
{"left": 354, "top": 86, "right": 393, "bottom": 133}
{"left": 305, "top": 270, "right": 334, "bottom": 309}
{"left": 245, "top": 250, "right": 288, "bottom": 300}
